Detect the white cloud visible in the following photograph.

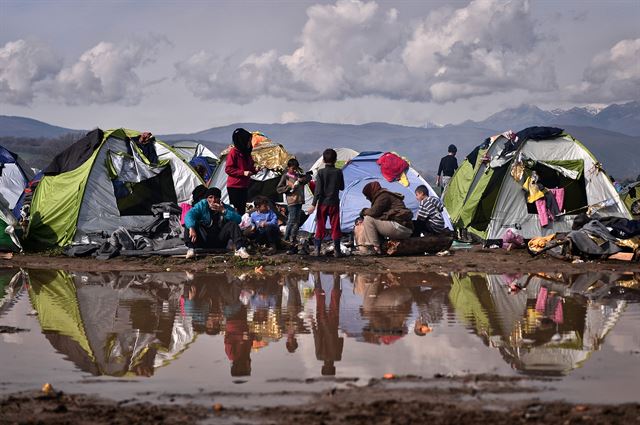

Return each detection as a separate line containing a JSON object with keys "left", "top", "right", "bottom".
{"left": 280, "top": 111, "right": 300, "bottom": 123}
{"left": 566, "top": 38, "right": 640, "bottom": 103}
{"left": 176, "top": 0, "right": 556, "bottom": 104}
{"left": 0, "top": 39, "right": 62, "bottom": 105}
{"left": 0, "top": 36, "right": 168, "bottom": 106}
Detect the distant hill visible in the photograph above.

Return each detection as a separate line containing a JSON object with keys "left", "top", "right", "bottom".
{"left": 457, "top": 100, "right": 640, "bottom": 136}
{"left": 2, "top": 100, "right": 639, "bottom": 178}
{"left": 0, "top": 116, "right": 82, "bottom": 138}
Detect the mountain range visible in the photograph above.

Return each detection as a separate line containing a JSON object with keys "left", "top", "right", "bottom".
{"left": 1, "top": 100, "right": 638, "bottom": 179}
{"left": 455, "top": 101, "right": 640, "bottom": 136}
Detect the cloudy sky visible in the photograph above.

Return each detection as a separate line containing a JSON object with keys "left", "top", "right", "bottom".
{"left": 1, "top": 0, "right": 639, "bottom": 133}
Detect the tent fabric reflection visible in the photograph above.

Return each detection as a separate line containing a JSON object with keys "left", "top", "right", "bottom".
{"left": 449, "top": 272, "right": 627, "bottom": 375}
{"left": 26, "top": 270, "right": 194, "bottom": 377}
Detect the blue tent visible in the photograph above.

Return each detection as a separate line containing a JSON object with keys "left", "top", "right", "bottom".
{"left": 301, "top": 152, "right": 453, "bottom": 235}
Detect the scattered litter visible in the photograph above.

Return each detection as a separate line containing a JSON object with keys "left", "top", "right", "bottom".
{"left": 254, "top": 265, "right": 264, "bottom": 274}
{"left": 301, "top": 267, "right": 309, "bottom": 271}
{"left": 488, "top": 244, "right": 500, "bottom": 249}
{"left": 435, "top": 250, "right": 451, "bottom": 257}
{"left": 383, "top": 373, "right": 395, "bottom": 380}
{"left": 0, "top": 253, "right": 13, "bottom": 260}
{"left": 42, "top": 383, "right": 54, "bottom": 395}
{"left": 572, "top": 259, "right": 584, "bottom": 264}
{"left": 213, "top": 403, "right": 224, "bottom": 412}
{"left": 165, "top": 267, "right": 171, "bottom": 272}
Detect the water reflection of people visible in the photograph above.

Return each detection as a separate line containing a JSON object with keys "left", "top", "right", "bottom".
{"left": 313, "top": 272, "right": 343, "bottom": 376}
{"left": 220, "top": 278, "right": 254, "bottom": 377}
{"left": 280, "top": 275, "right": 307, "bottom": 353}
{"left": 358, "top": 273, "right": 411, "bottom": 344}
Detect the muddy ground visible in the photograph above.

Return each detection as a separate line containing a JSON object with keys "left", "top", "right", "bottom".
{"left": 2, "top": 247, "right": 640, "bottom": 275}
{"left": 2, "top": 375, "right": 639, "bottom": 424}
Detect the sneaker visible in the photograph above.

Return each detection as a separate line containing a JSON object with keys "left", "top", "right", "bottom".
{"left": 185, "top": 248, "right": 196, "bottom": 259}
{"left": 235, "top": 247, "right": 250, "bottom": 259}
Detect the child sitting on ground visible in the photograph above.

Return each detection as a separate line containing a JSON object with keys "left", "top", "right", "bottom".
{"left": 249, "top": 196, "right": 281, "bottom": 255}
{"left": 413, "top": 185, "right": 445, "bottom": 236}
{"left": 276, "top": 158, "right": 310, "bottom": 253}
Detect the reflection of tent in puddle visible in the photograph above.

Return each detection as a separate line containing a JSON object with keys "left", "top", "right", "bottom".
{"left": 0, "top": 269, "right": 24, "bottom": 314}
{"left": 449, "top": 272, "right": 626, "bottom": 375}
{"left": 27, "top": 270, "right": 194, "bottom": 377}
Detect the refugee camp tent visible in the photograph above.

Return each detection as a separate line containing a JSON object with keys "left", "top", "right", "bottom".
{"left": 27, "top": 128, "right": 204, "bottom": 247}
{"left": 0, "top": 145, "right": 33, "bottom": 210}
{"left": 301, "top": 151, "right": 453, "bottom": 234}
{"left": 26, "top": 269, "right": 195, "bottom": 376}
{"left": 443, "top": 127, "right": 630, "bottom": 243}
{"left": 449, "top": 272, "right": 621, "bottom": 375}
{"left": 207, "top": 131, "right": 293, "bottom": 204}
{"left": 170, "top": 141, "right": 219, "bottom": 183}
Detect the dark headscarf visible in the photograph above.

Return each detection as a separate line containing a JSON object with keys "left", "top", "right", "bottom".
{"left": 232, "top": 128, "right": 253, "bottom": 155}
{"left": 192, "top": 184, "right": 207, "bottom": 203}
{"left": 362, "top": 181, "right": 382, "bottom": 201}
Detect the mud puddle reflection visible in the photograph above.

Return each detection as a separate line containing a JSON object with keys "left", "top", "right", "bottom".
{"left": 1, "top": 268, "right": 639, "bottom": 406}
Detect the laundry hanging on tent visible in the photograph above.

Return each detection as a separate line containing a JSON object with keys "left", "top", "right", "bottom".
{"left": 535, "top": 188, "right": 564, "bottom": 227}
{"left": 376, "top": 152, "right": 410, "bottom": 185}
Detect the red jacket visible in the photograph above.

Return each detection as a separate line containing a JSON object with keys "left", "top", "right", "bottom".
{"left": 225, "top": 147, "right": 256, "bottom": 189}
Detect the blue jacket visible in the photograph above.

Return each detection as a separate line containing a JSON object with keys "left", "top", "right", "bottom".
{"left": 250, "top": 210, "right": 278, "bottom": 228}
{"left": 184, "top": 199, "right": 241, "bottom": 229}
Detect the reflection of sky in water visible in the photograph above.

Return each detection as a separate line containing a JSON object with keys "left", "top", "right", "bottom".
{"left": 0, "top": 269, "right": 639, "bottom": 404}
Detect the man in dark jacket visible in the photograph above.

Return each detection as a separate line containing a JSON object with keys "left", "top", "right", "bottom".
{"left": 436, "top": 144, "right": 458, "bottom": 192}
{"left": 354, "top": 181, "right": 413, "bottom": 255}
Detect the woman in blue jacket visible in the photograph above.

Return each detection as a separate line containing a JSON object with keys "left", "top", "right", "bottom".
{"left": 184, "top": 187, "right": 250, "bottom": 259}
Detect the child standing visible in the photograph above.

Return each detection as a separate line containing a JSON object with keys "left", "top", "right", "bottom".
{"left": 413, "top": 185, "right": 446, "bottom": 236}
{"left": 308, "top": 149, "right": 345, "bottom": 257}
{"left": 276, "top": 158, "right": 309, "bottom": 247}
{"left": 249, "top": 196, "right": 281, "bottom": 255}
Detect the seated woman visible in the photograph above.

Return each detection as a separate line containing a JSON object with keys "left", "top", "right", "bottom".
{"left": 183, "top": 187, "right": 250, "bottom": 259}
{"left": 354, "top": 181, "right": 413, "bottom": 255}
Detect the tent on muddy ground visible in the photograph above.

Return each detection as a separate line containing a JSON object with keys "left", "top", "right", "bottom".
{"left": 207, "top": 131, "right": 293, "bottom": 204}
{"left": 26, "top": 128, "right": 205, "bottom": 247}
{"left": 443, "top": 127, "right": 630, "bottom": 244}
{"left": 301, "top": 151, "right": 453, "bottom": 235}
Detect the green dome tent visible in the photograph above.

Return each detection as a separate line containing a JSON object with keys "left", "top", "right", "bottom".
{"left": 443, "top": 127, "right": 630, "bottom": 243}
{"left": 27, "top": 128, "right": 205, "bottom": 247}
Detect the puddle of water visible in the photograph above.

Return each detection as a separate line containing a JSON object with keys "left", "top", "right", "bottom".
{"left": 0, "top": 268, "right": 638, "bottom": 405}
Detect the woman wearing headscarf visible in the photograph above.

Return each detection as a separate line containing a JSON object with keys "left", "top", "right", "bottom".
{"left": 354, "top": 181, "right": 413, "bottom": 255}
{"left": 225, "top": 128, "right": 258, "bottom": 215}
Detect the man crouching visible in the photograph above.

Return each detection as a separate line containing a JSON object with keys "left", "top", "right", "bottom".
{"left": 184, "top": 187, "right": 250, "bottom": 259}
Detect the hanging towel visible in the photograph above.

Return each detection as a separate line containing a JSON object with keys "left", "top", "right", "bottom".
{"left": 535, "top": 198, "right": 549, "bottom": 226}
